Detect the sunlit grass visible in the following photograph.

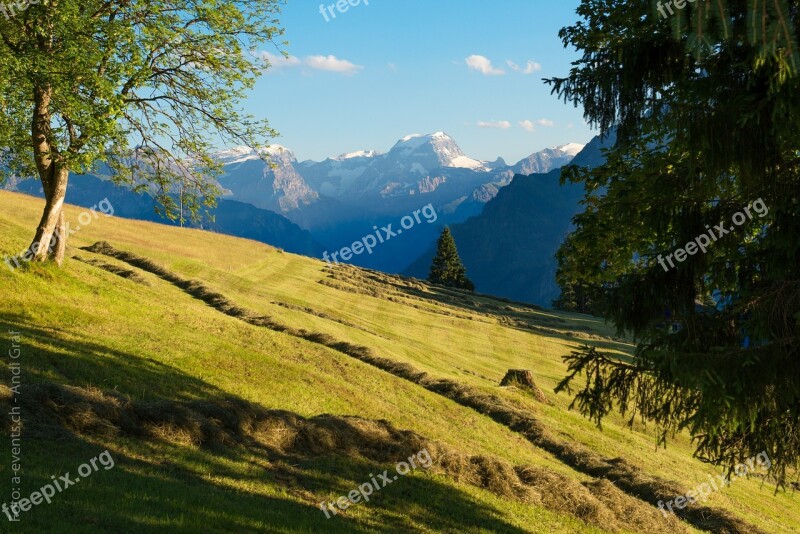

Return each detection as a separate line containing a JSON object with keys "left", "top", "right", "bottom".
{"left": 0, "top": 191, "right": 796, "bottom": 533}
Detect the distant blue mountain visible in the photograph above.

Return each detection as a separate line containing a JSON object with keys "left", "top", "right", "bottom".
{"left": 11, "top": 174, "right": 325, "bottom": 258}
{"left": 5, "top": 131, "right": 592, "bottom": 286}
{"left": 403, "top": 132, "right": 616, "bottom": 307}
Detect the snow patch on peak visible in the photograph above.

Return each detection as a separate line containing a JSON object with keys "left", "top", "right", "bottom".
{"left": 335, "top": 150, "right": 380, "bottom": 160}
{"left": 449, "top": 155, "right": 487, "bottom": 171}
{"left": 397, "top": 132, "right": 452, "bottom": 147}
{"left": 260, "top": 144, "right": 290, "bottom": 154}
{"left": 214, "top": 146, "right": 261, "bottom": 164}
{"left": 215, "top": 144, "right": 297, "bottom": 164}
{"left": 401, "top": 133, "right": 423, "bottom": 142}
{"left": 555, "top": 143, "right": 585, "bottom": 156}
{"left": 258, "top": 145, "right": 297, "bottom": 161}
{"left": 216, "top": 145, "right": 252, "bottom": 157}
{"left": 396, "top": 134, "right": 430, "bottom": 150}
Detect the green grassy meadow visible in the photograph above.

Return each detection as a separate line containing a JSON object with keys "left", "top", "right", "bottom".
{"left": 0, "top": 190, "right": 796, "bottom": 533}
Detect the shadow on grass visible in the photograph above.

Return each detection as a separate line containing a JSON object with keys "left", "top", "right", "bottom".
{"left": 0, "top": 314, "right": 530, "bottom": 533}
{"left": 0, "top": 313, "right": 232, "bottom": 402}
{"left": 501, "top": 321, "right": 635, "bottom": 357}
{"left": 65, "top": 243, "right": 763, "bottom": 533}
{"left": 10, "top": 436, "right": 529, "bottom": 534}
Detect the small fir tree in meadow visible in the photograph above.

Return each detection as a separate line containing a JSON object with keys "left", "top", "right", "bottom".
{"left": 428, "top": 227, "right": 474, "bottom": 291}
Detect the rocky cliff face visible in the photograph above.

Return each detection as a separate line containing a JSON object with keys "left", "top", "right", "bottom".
{"left": 215, "top": 145, "right": 319, "bottom": 215}
{"left": 417, "top": 175, "right": 447, "bottom": 194}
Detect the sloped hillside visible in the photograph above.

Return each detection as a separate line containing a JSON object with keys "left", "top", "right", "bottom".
{"left": 0, "top": 190, "right": 796, "bottom": 533}
{"left": 10, "top": 174, "right": 325, "bottom": 258}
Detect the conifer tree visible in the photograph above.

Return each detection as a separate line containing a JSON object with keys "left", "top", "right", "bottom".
{"left": 547, "top": 0, "right": 800, "bottom": 484}
{"left": 428, "top": 227, "right": 474, "bottom": 291}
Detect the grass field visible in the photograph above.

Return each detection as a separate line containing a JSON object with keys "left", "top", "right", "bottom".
{"left": 0, "top": 190, "right": 797, "bottom": 533}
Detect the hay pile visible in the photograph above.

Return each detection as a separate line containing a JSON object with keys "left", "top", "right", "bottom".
{"left": 72, "top": 255, "right": 149, "bottom": 285}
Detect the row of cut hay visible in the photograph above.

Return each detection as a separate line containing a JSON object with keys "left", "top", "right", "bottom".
{"left": 84, "top": 241, "right": 764, "bottom": 534}
{"left": 1, "top": 383, "right": 684, "bottom": 533}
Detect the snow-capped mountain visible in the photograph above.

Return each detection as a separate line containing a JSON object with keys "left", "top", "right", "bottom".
{"left": 6, "top": 133, "right": 592, "bottom": 284}
{"left": 385, "top": 132, "right": 487, "bottom": 172}
{"left": 212, "top": 133, "right": 586, "bottom": 232}
{"left": 297, "top": 132, "right": 490, "bottom": 200}
{"left": 214, "top": 145, "right": 319, "bottom": 214}
{"left": 213, "top": 146, "right": 264, "bottom": 165}
{"left": 555, "top": 142, "right": 585, "bottom": 157}
{"left": 403, "top": 134, "right": 613, "bottom": 307}
{"left": 510, "top": 143, "right": 586, "bottom": 176}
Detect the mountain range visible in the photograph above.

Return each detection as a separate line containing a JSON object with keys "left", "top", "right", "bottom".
{"left": 214, "top": 132, "right": 584, "bottom": 228}
{"left": 10, "top": 174, "right": 325, "bottom": 258}
{"left": 208, "top": 133, "right": 589, "bottom": 283}
{"left": 4, "top": 132, "right": 606, "bottom": 306}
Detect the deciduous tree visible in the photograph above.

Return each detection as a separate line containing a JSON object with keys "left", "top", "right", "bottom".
{"left": 0, "top": 0, "right": 286, "bottom": 263}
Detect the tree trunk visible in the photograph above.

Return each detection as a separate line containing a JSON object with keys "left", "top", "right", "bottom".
{"left": 51, "top": 206, "right": 68, "bottom": 264}
{"left": 29, "top": 166, "right": 69, "bottom": 264}
{"left": 499, "top": 369, "right": 550, "bottom": 404}
{"left": 28, "top": 85, "right": 69, "bottom": 265}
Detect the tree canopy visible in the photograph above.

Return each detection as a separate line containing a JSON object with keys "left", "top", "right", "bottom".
{"left": 548, "top": 0, "right": 800, "bottom": 484}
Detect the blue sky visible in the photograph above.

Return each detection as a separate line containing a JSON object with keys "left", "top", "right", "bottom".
{"left": 247, "top": 0, "right": 592, "bottom": 163}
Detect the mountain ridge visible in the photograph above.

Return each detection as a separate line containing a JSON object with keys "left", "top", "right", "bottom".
{"left": 404, "top": 132, "right": 615, "bottom": 306}
{"left": 217, "top": 132, "right": 585, "bottom": 219}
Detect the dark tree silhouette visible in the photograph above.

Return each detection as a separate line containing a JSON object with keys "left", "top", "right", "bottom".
{"left": 428, "top": 227, "right": 474, "bottom": 291}
{"left": 547, "top": 0, "right": 800, "bottom": 483}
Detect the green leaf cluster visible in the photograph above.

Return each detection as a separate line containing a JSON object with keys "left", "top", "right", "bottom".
{"left": 0, "top": 0, "right": 286, "bottom": 222}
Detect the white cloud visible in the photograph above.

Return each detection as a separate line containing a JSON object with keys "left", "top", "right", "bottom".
{"left": 465, "top": 55, "right": 506, "bottom": 76}
{"left": 305, "top": 55, "right": 363, "bottom": 75}
{"left": 537, "top": 118, "right": 555, "bottom": 127}
{"left": 465, "top": 56, "right": 542, "bottom": 76}
{"left": 478, "top": 120, "right": 512, "bottom": 129}
{"left": 507, "top": 60, "right": 542, "bottom": 74}
{"left": 519, "top": 120, "right": 536, "bottom": 132}
{"left": 257, "top": 51, "right": 302, "bottom": 69}
{"left": 257, "top": 51, "right": 362, "bottom": 75}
